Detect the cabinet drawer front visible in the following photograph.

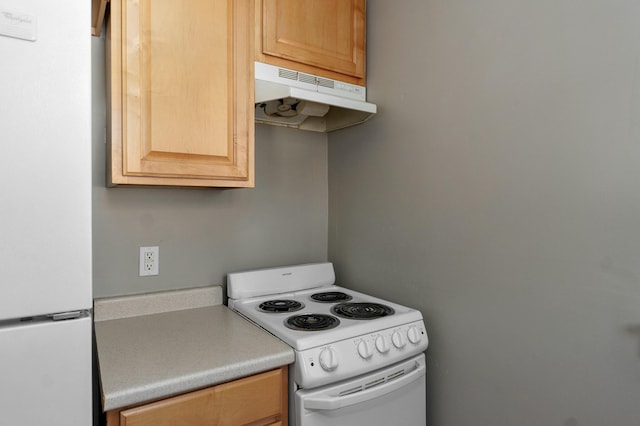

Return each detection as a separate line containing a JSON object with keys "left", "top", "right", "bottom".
{"left": 119, "top": 368, "right": 286, "bottom": 426}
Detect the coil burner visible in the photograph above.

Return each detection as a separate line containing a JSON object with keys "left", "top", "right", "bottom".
{"left": 258, "top": 300, "right": 304, "bottom": 313}
{"left": 310, "top": 291, "right": 353, "bottom": 303}
{"left": 285, "top": 313, "right": 340, "bottom": 331}
{"left": 331, "top": 302, "right": 395, "bottom": 320}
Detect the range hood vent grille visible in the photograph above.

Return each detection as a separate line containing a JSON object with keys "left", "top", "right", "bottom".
{"left": 298, "top": 72, "right": 317, "bottom": 85}
{"left": 318, "top": 77, "right": 335, "bottom": 89}
{"left": 278, "top": 67, "right": 337, "bottom": 90}
{"left": 278, "top": 68, "right": 298, "bottom": 81}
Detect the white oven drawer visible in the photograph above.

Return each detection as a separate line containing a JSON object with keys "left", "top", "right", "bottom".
{"left": 294, "top": 353, "right": 426, "bottom": 426}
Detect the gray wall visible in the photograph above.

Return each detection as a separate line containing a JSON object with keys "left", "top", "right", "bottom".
{"left": 329, "top": 1, "right": 640, "bottom": 425}
{"left": 91, "top": 36, "right": 328, "bottom": 298}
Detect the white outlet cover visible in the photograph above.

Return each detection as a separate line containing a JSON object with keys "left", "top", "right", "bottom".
{"left": 139, "top": 246, "right": 159, "bottom": 276}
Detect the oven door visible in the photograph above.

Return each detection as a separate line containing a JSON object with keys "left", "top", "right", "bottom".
{"left": 294, "top": 353, "right": 426, "bottom": 426}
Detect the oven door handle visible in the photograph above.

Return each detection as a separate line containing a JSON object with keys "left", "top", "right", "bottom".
{"left": 303, "top": 359, "right": 426, "bottom": 411}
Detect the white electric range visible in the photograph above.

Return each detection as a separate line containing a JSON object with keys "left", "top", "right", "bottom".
{"left": 227, "top": 262, "right": 429, "bottom": 426}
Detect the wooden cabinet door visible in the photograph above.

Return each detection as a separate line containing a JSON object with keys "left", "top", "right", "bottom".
{"left": 107, "top": 0, "right": 254, "bottom": 187}
{"left": 112, "top": 368, "right": 287, "bottom": 426}
{"left": 258, "top": 0, "right": 366, "bottom": 85}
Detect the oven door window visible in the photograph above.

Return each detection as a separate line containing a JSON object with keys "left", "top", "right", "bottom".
{"left": 294, "top": 354, "right": 426, "bottom": 426}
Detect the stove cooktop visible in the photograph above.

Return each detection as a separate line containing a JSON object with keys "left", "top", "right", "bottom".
{"left": 229, "top": 285, "right": 423, "bottom": 351}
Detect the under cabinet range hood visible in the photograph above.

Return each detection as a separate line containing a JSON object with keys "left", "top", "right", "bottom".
{"left": 254, "top": 62, "right": 377, "bottom": 132}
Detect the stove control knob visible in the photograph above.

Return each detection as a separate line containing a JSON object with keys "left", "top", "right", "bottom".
{"left": 392, "top": 330, "right": 407, "bottom": 349}
{"left": 375, "top": 335, "right": 390, "bottom": 353}
{"left": 319, "top": 347, "right": 339, "bottom": 371}
{"left": 357, "top": 340, "right": 374, "bottom": 359}
{"left": 408, "top": 326, "right": 422, "bottom": 344}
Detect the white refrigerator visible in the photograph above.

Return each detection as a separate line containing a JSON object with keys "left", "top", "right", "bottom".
{"left": 0, "top": 0, "right": 92, "bottom": 425}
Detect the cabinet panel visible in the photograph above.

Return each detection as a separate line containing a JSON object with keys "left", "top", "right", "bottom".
{"left": 108, "top": 368, "right": 287, "bottom": 426}
{"left": 257, "top": 0, "right": 366, "bottom": 85}
{"left": 107, "top": 0, "right": 254, "bottom": 187}
{"left": 133, "top": 0, "right": 230, "bottom": 158}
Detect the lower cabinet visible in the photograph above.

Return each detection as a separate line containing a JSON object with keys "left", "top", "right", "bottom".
{"left": 106, "top": 367, "right": 288, "bottom": 426}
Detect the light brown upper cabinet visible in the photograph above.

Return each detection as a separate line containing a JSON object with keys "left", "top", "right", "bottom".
{"left": 256, "top": 0, "right": 366, "bottom": 86}
{"left": 103, "top": 0, "right": 255, "bottom": 187}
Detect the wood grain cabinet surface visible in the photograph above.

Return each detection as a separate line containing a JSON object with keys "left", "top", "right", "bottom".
{"left": 256, "top": 0, "right": 367, "bottom": 86}
{"left": 94, "top": 0, "right": 367, "bottom": 187}
{"left": 106, "top": 367, "right": 288, "bottom": 426}
{"left": 105, "top": 0, "right": 255, "bottom": 187}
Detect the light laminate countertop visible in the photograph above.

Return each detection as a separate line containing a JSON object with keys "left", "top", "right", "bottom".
{"left": 94, "top": 287, "right": 294, "bottom": 411}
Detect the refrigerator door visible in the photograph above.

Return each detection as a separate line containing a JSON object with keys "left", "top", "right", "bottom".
{"left": 0, "top": 316, "right": 92, "bottom": 425}
{"left": 0, "top": 0, "right": 91, "bottom": 320}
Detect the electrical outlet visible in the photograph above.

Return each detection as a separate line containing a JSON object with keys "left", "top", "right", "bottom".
{"left": 139, "top": 246, "right": 159, "bottom": 276}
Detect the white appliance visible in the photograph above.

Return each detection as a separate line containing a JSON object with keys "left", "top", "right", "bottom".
{"left": 0, "top": 1, "right": 92, "bottom": 425}
{"left": 228, "top": 262, "right": 428, "bottom": 426}
{"left": 255, "top": 62, "right": 377, "bottom": 132}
